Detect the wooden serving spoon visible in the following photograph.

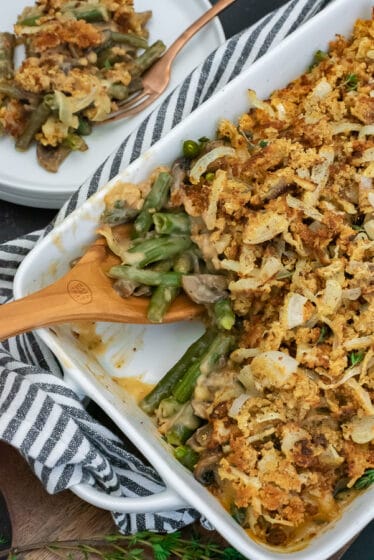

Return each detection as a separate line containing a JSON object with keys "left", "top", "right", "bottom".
{"left": 0, "top": 230, "right": 203, "bottom": 342}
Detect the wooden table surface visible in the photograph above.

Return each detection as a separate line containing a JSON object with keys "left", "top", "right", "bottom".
{"left": 0, "top": 442, "right": 116, "bottom": 559}
{"left": 0, "top": 1, "right": 372, "bottom": 558}
{"left": 0, "top": 440, "right": 358, "bottom": 560}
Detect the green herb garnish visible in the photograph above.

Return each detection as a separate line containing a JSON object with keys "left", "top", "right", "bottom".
{"left": 230, "top": 504, "right": 247, "bottom": 526}
{"left": 354, "top": 469, "right": 374, "bottom": 490}
{"left": 309, "top": 49, "right": 328, "bottom": 70}
{"left": 259, "top": 140, "right": 268, "bottom": 148}
{"left": 343, "top": 73, "right": 358, "bottom": 91}
{"left": 3, "top": 531, "right": 246, "bottom": 560}
{"left": 317, "top": 324, "right": 330, "bottom": 344}
{"left": 349, "top": 350, "right": 365, "bottom": 366}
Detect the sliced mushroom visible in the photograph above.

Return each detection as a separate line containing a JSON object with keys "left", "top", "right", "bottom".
{"left": 187, "top": 424, "right": 213, "bottom": 452}
{"left": 170, "top": 157, "right": 189, "bottom": 193}
{"left": 194, "top": 450, "right": 223, "bottom": 485}
{"left": 113, "top": 278, "right": 152, "bottom": 299}
{"left": 182, "top": 274, "right": 228, "bottom": 304}
{"left": 36, "top": 143, "right": 71, "bottom": 173}
{"left": 113, "top": 278, "right": 139, "bottom": 298}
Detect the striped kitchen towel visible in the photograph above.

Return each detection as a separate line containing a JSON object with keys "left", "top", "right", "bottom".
{"left": 0, "top": 0, "right": 330, "bottom": 534}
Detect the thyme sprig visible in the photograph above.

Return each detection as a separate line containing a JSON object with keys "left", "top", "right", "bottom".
{"left": 4, "top": 530, "right": 246, "bottom": 560}
{"left": 349, "top": 350, "right": 365, "bottom": 367}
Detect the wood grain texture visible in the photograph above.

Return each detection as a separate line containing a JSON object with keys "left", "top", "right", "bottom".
{"left": 0, "top": 442, "right": 115, "bottom": 559}
{"left": 0, "top": 441, "right": 355, "bottom": 559}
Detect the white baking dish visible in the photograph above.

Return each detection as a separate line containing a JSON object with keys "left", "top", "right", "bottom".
{"left": 13, "top": 0, "right": 374, "bottom": 557}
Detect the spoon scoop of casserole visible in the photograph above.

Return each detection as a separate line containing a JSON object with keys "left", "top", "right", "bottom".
{"left": 0, "top": 227, "right": 203, "bottom": 341}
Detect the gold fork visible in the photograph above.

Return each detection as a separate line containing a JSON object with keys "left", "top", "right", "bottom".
{"left": 101, "top": 0, "right": 236, "bottom": 124}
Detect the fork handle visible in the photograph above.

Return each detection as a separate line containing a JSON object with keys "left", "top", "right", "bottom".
{"left": 155, "top": 0, "right": 236, "bottom": 73}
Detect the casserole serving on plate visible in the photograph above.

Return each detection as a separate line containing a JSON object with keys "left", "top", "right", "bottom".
{"left": 0, "top": 0, "right": 224, "bottom": 209}
{"left": 13, "top": 0, "right": 374, "bottom": 558}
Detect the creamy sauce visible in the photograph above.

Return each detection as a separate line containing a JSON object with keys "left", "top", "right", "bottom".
{"left": 72, "top": 321, "right": 106, "bottom": 353}
{"left": 114, "top": 376, "right": 154, "bottom": 403}
{"left": 52, "top": 232, "right": 66, "bottom": 253}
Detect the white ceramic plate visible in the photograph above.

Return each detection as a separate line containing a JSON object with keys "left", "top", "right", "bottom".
{"left": 13, "top": 0, "right": 374, "bottom": 558}
{"left": 0, "top": 0, "right": 225, "bottom": 209}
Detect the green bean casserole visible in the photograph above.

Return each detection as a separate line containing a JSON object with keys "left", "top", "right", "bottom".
{"left": 0, "top": 0, "right": 165, "bottom": 171}
{"left": 96, "top": 14, "right": 374, "bottom": 551}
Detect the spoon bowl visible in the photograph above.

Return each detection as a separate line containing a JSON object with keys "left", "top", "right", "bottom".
{"left": 0, "top": 230, "right": 203, "bottom": 342}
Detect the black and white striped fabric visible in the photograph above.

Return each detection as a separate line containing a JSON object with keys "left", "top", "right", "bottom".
{"left": 0, "top": 0, "right": 330, "bottom": 534}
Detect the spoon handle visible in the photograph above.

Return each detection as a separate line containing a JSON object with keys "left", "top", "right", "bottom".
{"left": 0, "top": 278, "right": 90, "bottom": 340}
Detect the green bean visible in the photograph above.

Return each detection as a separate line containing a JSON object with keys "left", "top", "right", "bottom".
{"left": 0, "top": 33, "right": 15, "bottom": 81}
{"left": 199, "top": 333, "right": 235, "bottom": 374}
{"left": 104, "top": 76, "right": 144, "bottom": 100}
{"left": 102, "top": 200, "right": 138, "bottom": 226}
{"left": 147, "top": 257, "right": 179, "bottom": 323}
{"left": 147, "top": 285, "right": 179, "bottom": 323}
{"left": 62, "top": 133, "right": 88, "bottom": 152}
{"left": 0, "top": 83, "right": 38, "bottom": 102}
{"left": 173, "top": 253, "right": 193, "bottom": 274}
{"left": 15, "top": 97, "right": 51, "bottom": 151}
{"left": 128, "top": 77, "right": 144, "bottom": 94}
{"left": 68, "top": 6, "right": 109, "bottom": 22}
{"left": 110, "top": 31, "right": 148, "bottom": 49}
{"left": 126, "top": 236, "right": 191, "bottom": 268}
{"left": 97, "top": 47, "right": 124, "bottom": 69}
{"left": 134, "top": 172, "right": 172, "bottom": 235}
{"left": 164, "top": 401, "right": 201, "bottom": 446}
{"left": 173, "top": 333, "right": 235, "bottom": 404}
{"left": 139, "top": 329, "right": 216, "bottom": 414}
{"left": 108, "top": 265, "right": 181, "bottom": 287}
{"left": 151, "top": 259, "right": 173, "bottom": 273}
{"left": 157, "top": 396, "right": 181, "bottom": 418}
{"left": 43, "top": 93, "right": 58, "bottom": 110}
{"left": 167, "top": 422, "right": 199, "bottom": 447}
{"left": 107, "top": 83, "right": 129, "bottom": 101}
{"left": 214, "top": 298, "right": 235, "bottom": 331}
{"left": 18, "top": 14, "right": 43, "bottom": 26}
{"left": 153, "top": 212, "right": 191, "bottom": 235}
{"left": 174, "top": 445, "right": 199, "bottom": 471}
{"left": 133, "top": 40, "right": 166, "bottom": 75}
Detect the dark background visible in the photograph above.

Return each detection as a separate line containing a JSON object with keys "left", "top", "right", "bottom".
{"left": 0, "top": 0, "right": 373, "bottom": 557}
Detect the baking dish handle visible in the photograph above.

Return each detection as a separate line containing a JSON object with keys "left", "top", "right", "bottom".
{"left": 62, "top": 371, "right": 188, "bottom": 513}
{"left": 71, "top": 482, "right": 187, "bottom": 513}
